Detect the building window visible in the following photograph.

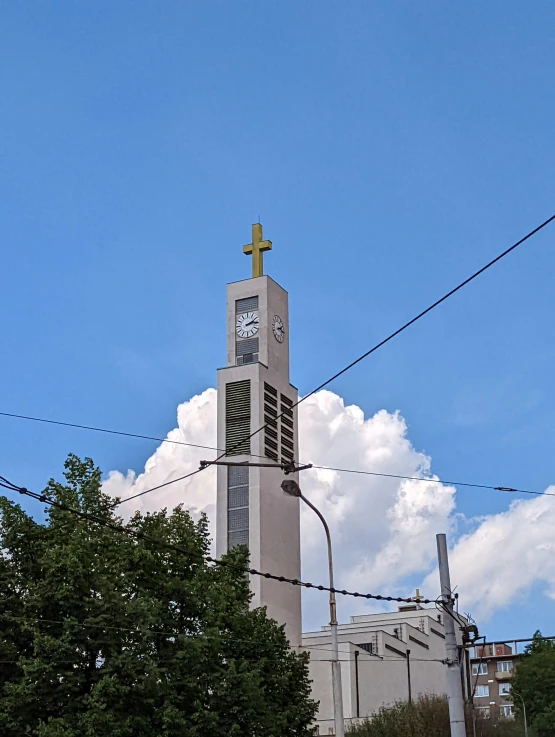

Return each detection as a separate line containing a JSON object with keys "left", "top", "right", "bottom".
{"left": 358, "top": 642, "right": 373, "bottom": 654}
{"left": 472, "top": 662, "right": 488, "bottom": 676}
{"left": 497, "top": 660, "right": 513, "bottom": 673}
{"left": 228, "top": 465, "right": 249, "bottom": 549}
{"left": 475, "top": 685, "right": 489, "bottom": 698}
{"left": 500, "top": 705, "right": 514, "bottom": 719}
{"left": 237, "top": 352, "right": 258, "bottom": 365}
{"left": 476, "top": 707, "right": 490, "bottom": 719}
{"left": 236, "top": 296, "right": 259, "bottom": 313}
{"left": 499, "top": 683, "right": 511, "bottom": 696}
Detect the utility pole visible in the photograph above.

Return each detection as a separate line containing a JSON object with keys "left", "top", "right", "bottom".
{"left": 437, "top": 534, "right": 466, "bottom": 737}
{"left": 406, "top": 649, "right": 412, "bottom": 705}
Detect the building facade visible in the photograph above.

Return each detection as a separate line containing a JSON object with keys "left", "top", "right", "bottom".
{"left": 303, "top": 603, "right": 466, "bottom": 734}
{"left": 469, "top": 641, "right": 521, "bottom": 721}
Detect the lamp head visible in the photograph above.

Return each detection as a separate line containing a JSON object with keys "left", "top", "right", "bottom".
{"left": 281, "top": 479, "right": 301, "bottom": 497}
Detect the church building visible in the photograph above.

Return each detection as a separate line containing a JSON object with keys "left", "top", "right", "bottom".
{"left": 215, "top": 225, "right": 459, "bottom": 733}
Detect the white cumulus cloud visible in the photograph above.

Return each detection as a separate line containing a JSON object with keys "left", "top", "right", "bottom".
{"left": 102, "top": 387, "right": 555, "bottom": 631}
{"left": 421, "top": 491, "right": 555, "bottom": 619}
{"left": 102, "top": 388, "right": 218, "bottom": 531}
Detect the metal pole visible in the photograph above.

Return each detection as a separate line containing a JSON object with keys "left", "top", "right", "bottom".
{"left": 354, "top": 650, "right": 360, "bottom": 718}
{"left": 437, "top": 534, "right": 466, "bottom": 737}
{"left": 300, "top": 493, "right": 345, "bottom": 737}
{"left": 406, "top": 649, "right": 412, "bottom": 705}
{"left": 515, "top": 693, "right": 529, "bottom": 737}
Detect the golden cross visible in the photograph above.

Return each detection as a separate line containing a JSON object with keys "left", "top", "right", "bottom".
{"left": 414, "top": 589, "right": 423, "bottom": 603}
{"left": 243, "top": 223, "right": 272, "bottom": 278}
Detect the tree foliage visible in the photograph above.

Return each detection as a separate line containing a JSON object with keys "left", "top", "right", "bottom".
{"left": 347, "top": 695, "right": 524, "bottom": 737}
{"left": 511, "top": 631, "right": 555, "bottom": 737}
{"left": 0, "top": 454, "right": 317, "bottom": 736}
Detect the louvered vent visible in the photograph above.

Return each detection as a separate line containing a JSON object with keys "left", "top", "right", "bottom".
{"left": 228, "top": 465, "right": 249, "bottom": 549}
{"left": 264, "top": 382, "right": 279, "bottom": 461}
{"left": 236, "top": 296, "right": 259, "bottom": 313}
{"left": 236, "top": 337, "right": 259, "bottom": 356}
{"left": 225, "top": 380, "right": 251, "bottom": 456}
{"left": 280, "top": 393, "right": 295, "bottom": 463}
{"left": 236, "top": 337, "right": 259, "bottom": 366}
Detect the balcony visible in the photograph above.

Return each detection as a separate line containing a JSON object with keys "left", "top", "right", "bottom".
{"left": 495, "top": 670, "right": 514, "bottom": 680}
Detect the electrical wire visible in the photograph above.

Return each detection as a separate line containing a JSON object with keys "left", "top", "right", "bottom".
{"left": 0, "top": 411, "right": 223, "bottom": 453}
{"left": 2, "top": 616, "right": 445, "bottom": 663}
{"left": 0, "top": 412, "right": 269, "bottom": 506}
{"left": 310, "top": 465, "right": 554, "bottom": 498}
{"left": 0, "top": 616, "right": 345, "bottom": 654}
{"left": 116, "top": 468, "right": 205, "bottom": 505}
{"left": 6, "top": 214, "right": 551, "bottom": 504}
{"left": 3, "top": 214, "right": 555, "bottom": 509}
{"left": 0, "top": 411, "right": 266, "bottom": 464}
{"left": 1, "top": 412, "right": 552, "bottom": 501}
{"left": 1, "top": 616, "right": 451, "bottom": 666}
{"left": 209, "top": 212, "right": 555, "bottom": 465}
{"left": 0, "top": 474, "right": 433, "bottom": 606}
{"left": 0, "top": 656, "right": 442, "bottom": 665}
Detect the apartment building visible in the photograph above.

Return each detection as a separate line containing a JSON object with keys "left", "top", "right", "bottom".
{"left": 469, "top": 641, "right": 521, "bottom": 720}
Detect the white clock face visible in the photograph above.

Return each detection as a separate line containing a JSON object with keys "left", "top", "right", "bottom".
{"left": 236, "top": 312, "right": 259, "bottom": 338}
{"left": 272, "top": 314, "right": 285, "bottom": 343}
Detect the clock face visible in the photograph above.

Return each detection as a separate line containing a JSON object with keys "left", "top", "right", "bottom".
{"left": 236, "top": 312, "right": 259, "bottom": 338}
{"left": 272, "top": 315, "right": 285, "bottom": 343}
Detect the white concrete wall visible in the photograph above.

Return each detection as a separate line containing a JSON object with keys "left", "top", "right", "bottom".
{"left": 303, "top": 608, "right": 461, "bottom": 733}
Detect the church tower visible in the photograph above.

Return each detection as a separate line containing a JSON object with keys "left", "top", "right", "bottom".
{"left": 216, "top": 224, "right": 302, "bottom": 647}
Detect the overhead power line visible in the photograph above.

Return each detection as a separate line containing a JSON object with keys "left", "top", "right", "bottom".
{"left": 3, "top": 213, "right": 554, "bottom": 505}
{"left": 0, "top": 474, "right": 431, "bottom": 606}
{"left": 3, "top": 615, "right": 450, "bottom": 663}
{"left": 1, "top": 410, "right": 551, "bottom": 501}
{"left": 0, "top": 654, "right": 443, "bottom": 665}
{"left": 310, "top": 465, "right": 555, "bottom": 499}
{"left": 0, "top": 411, "right": 221, "bottom": 453}
{"left": 116, "top": 469, "right": 204, "bottom": 505}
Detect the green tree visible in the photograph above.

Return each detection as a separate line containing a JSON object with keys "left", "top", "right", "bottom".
{"left": 511, "top": 631, "right": 555, "bottom": 737}
{"left": 0, "top": 454, "right": 317, "bottom": 736}
{"left": 346, "top": 695, "right": 524, "bottom": 737}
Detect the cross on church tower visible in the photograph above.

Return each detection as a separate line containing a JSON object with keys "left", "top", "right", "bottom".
{"left": 243, "top": 223, "right": 272, "bottom": 278}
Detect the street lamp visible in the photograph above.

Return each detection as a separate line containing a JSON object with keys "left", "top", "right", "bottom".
{"left": 513, "top": 692, "right": 529, "bottom": 737}
{"left": 281, "top": 479, "right": 345, "bottom": 737}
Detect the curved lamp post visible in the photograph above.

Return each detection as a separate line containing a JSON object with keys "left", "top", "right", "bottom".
{"left": 513, "top": 692, "right": 528, "bottom": 737}
{"left": 281, "top": 479, "right": 345, "bottom": 737}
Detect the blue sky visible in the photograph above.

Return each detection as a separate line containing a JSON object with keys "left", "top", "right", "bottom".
{"left": 1, "top": 2, "right": 555, "bottom": 640}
